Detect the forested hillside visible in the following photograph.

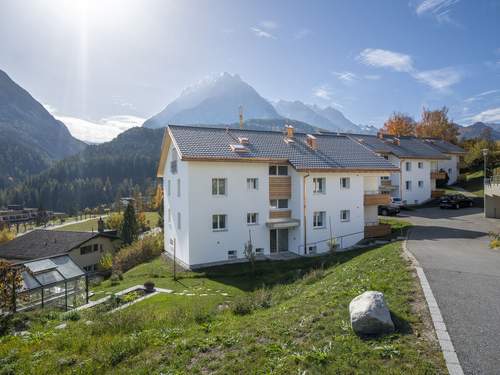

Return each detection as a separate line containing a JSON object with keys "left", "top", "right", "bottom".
{"left": 0, "top": 127, "right": 164, "bottom": 213}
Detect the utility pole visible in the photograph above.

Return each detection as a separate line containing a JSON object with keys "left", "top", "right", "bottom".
{"left": 482, "top": 148, "right": 488, "bottom": 217}
{"left": 173, "top": 238, "right": 177, "bottom": 281}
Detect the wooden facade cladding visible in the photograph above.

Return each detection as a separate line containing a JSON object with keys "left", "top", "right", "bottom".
{"left": 269, "top": 176, "right": 292, "bottom": 200}
{"left": 363, "top": 193, "right": 391, "bottom": 206}
{"left": 431, "top": 189, "right": 445, "bottom": 199}
{"left": 269, "top": 210, "right": 292, "bottom": 219}
{"left": 364, "top": 223, "right": 391, "bottom": 238}
{"left": 430, "top": 171, "right": 447, "bottom": 180}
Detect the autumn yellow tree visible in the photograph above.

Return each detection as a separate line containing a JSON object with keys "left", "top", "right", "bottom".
{"left": 415, "top": 107, "right": 459, "bottom": 143}
{"left": 0, "top": 228, "right": 15, "bottom": 245}
{"left": 382, "top": 112, "right": 416, "bottom": 136}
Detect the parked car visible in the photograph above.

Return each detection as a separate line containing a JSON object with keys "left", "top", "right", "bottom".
{"left": 378, "top": 204, "right": 400, "bottom": 216}
{"left": 439, "top": 194, "right": 473, "bottom": 209}
{"left": 390, "top": 197, "right": 405, "bottom": 208}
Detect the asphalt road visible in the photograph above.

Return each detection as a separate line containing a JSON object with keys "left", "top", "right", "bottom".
{"left": 403, "top": 206, "right": 500, "bottom": 375}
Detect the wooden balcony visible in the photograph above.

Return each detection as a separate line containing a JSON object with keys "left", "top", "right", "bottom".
{"left": 431, "top": 189, "right": 445, "bottom": 199}
{"left": 364, "top": 223, "right": 392, "bottom": 238}
{"left": 364, "top": 192, "right": 391, "bottom": 206}
{"left": 269, "top": 176, "right": 291, "bottom": 200}
{"left": 430, "top": 171, "right": 447, "bottom": 180}
{"left": 269, "top": 209, "right": 291, "bottom": 219}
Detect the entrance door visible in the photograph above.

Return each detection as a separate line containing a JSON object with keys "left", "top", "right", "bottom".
{"left": 270, "top": 229, "right": 288, "bottom": 253}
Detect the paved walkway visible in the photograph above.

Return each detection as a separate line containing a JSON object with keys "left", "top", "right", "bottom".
{"left": 402, "top": 206, "right": 500, "bottom": 375}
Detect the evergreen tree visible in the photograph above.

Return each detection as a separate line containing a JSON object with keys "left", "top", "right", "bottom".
{"left": 121, "top": 202, "right": 139, "bottom": 245}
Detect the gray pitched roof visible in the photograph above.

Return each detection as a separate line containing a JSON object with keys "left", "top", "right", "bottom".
{"left": 168, "top": 125, "right": 399, "bottom": 171}
{"left": 422, "top": 139, "right": 466, "bottom": 154}
{"left": 345, "top": 134, "right": 450, "bottom": 159}
{"left": 0, "top": 230, "right": 115, "bottom": 261}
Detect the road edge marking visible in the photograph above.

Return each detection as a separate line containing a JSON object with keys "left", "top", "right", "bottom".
{"left": 403, "top": 229, "right": 464, "bottom": 375}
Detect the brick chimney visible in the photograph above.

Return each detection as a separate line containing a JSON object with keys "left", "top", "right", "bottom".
{"left": 97, "top": 217, "right": 105, "bottom": 233}
{"left": 285, "top": 124, "right": 294, "bottom": 138}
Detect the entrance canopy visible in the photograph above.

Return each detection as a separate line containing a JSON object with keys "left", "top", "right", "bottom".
{"left": 266, "top": 218, "right": 300, "bottom": 229}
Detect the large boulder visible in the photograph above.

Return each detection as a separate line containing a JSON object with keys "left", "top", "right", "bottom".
{"left": 349, "top": 291, "right": 394, "bottom": 335}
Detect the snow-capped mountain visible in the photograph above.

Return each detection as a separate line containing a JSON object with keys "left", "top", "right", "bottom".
{"left": 143, "top": 73, "right": 280, "bottom": 128}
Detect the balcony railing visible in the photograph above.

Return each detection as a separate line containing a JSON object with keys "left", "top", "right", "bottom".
{"left": 364, "top": 190, "right": 391, "bottom": 206}
{"left": 431, "top": 189, "right": 445, "bottom": 199}
{"left": 170, "top": 160, "right": 178, "bottom": 174}
{"left": 430, "top": 170, "right": 447, "bottom": 180}
{"left": 364, "top": 222, "right": 392, "bottom": 238}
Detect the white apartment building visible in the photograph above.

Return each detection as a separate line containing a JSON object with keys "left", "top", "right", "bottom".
{"left": 347, "top": 134, "right": 465, "bottom": 205}
{"left": 157, "top": 125, "right": 399, "bottom": 269}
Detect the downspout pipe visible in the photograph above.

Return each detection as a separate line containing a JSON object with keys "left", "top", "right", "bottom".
{"left": 303, "top": 172, "right": 310, "bottom": 255}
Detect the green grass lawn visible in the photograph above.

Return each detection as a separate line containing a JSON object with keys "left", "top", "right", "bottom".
{"left": 58, "top": 212, "right": 160, "bottom": 232}
{"left": 0, "top": 242, "right": 446, "bottom": 374}
{"left": 456, "top": 170, "right": 484, "bottom": 197}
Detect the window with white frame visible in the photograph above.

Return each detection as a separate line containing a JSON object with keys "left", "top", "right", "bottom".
{"left": 340, "top": 177, "right": 350, "bottom": 189}
{"left": 405, "top": 162, "right": 412, "bottom": 171}
{"left": 405, "top": 180, "right": 412, "bottom": 191}
{"left": 167, "top": 180, "right": 171, "bottom": 196}
{"left": 270, "top": 199, "right": 288, "bottom": 209}
{"left": 448, "top": 168, "right": 452, "bottom": 175}
{"left": 247, "top": 178, "right": 258, "bottom": 190}
{"left": 269, "top": 165, "right": 288, "bottom": 176}
{"left": 177, "top": 212, "right": 181, "bottom": 229}
{"left": 227, "top": 250, "right": 237, "bottom": 259}
{"left": 418, "top": 162, "right": 423, "bottom": 169}
{"left": 340, "top": 210, "right": 350, "bottom": 222}
{"left": 212, "top": 214, "right": 227, "bottom": 231}
{"left": 418, "top": 180, "right": 424, "bottom": 188}
{"left": 177, "top": 179, "right": 181, "bottom": 197}
{"left": 212, "top": 178, "right": 226, "bottom": 195}
{"left": 313, "top": 178, "right": 326, "bottom": 193}
{"left": 247, "top": 212, "right": 258, "bottom": 225}
{"left": 313, "top": 211, "right": 326, "bottom": 228}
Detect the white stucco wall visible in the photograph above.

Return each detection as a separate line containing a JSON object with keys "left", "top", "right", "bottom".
{"left": 163, "top": 156, "right": 388, "bottom": 267}
{"left": 437, "top": 154, "right": 459, "bottom": 185}
{"left": 163, "top": 146, "right": 191, "bottom": 267}
{"left": 68, "top": 236, "right": 117, "bottom": 270}
{"left": 400, "top": 159, "right": 432, "bottom": 204}
{"left": 187, "top": 161, "right": 271, "bottom": 265}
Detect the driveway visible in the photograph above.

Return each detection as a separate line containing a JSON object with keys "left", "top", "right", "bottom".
{"left": 402, "top": 206, "right": 500, "bottom": 375}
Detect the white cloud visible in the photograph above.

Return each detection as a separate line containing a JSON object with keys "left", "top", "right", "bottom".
{"left": 313, "top": 85, "right": 332, "bottom": 100}
{"left": 358, "top": 48, "right": 461, "bottom": 90}
{"left": 357, "top": 48, "right": 413, "bottom": 72}
{"left": 57, "top": 115, "right": 145, "bottom": 143}
{"left": 250, "top": 27, "right": 276, "bottom": 39}
{"left": 413, "top": 67, "right": 461, "bottom": 90}
{"left": 415, "top": 0, "right": 459, "bottom": 23}
{"left": 464, "top": 89, "right": 500, "bottom": 102}
{"left": 332, "top": 71, "right": 358, "bottom": 83}
{"left": 259, "top": 20, "right": 278, "bottom": 29}
{"left": 364, "top": 74, "right": 381, "bottom": 80}
{"left": 465, "top": 107, "right": 500, "bottom": 123}
{"left": 294, "top": 28, "right": 312, "bottom": 39}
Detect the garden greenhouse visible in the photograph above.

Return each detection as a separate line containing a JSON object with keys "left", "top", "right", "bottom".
{"left": 13, "top": 255, "right": 88, "bottom": 312}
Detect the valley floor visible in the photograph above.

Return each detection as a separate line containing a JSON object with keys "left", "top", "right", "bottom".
{"left": 0, "top": 242, "right": 446, "bottom": 374}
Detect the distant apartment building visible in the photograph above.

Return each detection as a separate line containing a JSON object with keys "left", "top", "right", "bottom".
{"left": 345, "top": 133, "right": 465, "bottom": 205}
{"left": 485, "top": 176, "right": 500, "bottom": 218}
{"left": 158, "top": 125, "right": 399, "bottom": 269}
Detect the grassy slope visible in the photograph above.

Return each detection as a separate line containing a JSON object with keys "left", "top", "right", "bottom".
{"left": 0, "top": 242, "right": 446, "bottom": 374}
{"left": 58, "top": 212, "right": 159, "bottom": 232}
{"left": 456, "top": 170, "right": 484, "bottom": 197}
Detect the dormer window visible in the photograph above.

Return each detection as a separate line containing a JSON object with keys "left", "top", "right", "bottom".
{"left": 230, "top": 144, "right": 249, "bottom": 153}
{"left": 238, "top": 137, "right": 249, "bottom": 145}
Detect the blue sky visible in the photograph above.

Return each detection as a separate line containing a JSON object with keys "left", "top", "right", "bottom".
{"left": 0, "top": 0, "right": 499, "bottom": 141}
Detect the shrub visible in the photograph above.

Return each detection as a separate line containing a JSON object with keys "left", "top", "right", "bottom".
{"left": 113, "top": 234, "right": 164, "bottom": 273}
{"left": 231, "top": 287, "right": 273, "bottom": 315}
{"left": 489, "top": 232, "right": 500, "bottom": 249}
{"left": 99, "top": 252, "right": 113, "bottom": 272}
{"left": 302, "top": 268, "right": 325, "bottom": 285}
{"left": 62, "top": 310, "right": 81, "bottom": 322}
{"left": 109, "top": 273, "right": 121, "bottom": 286}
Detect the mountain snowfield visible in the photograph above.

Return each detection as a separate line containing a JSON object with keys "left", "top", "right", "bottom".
{"left": 142, "top": 72, "right": 375, "bottom": 134}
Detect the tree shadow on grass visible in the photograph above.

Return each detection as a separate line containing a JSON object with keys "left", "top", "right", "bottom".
{"left": 184, "top": 245, "right": 383, "bottom": 292}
